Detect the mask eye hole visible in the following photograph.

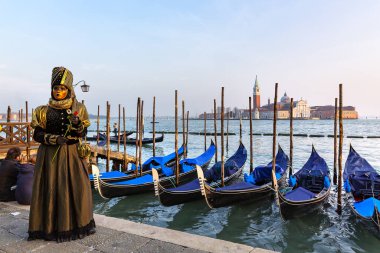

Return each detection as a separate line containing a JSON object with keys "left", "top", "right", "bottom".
{"left": 53, "top": 85, "right": 68, "bottom": 91}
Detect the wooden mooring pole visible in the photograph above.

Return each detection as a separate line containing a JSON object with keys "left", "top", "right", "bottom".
{"left": 153, "top": 96, "right": 156, "bottom": 157}
{"left": 213, "top": 99, "right": 218, "bottom": 163}
{"left": 139, "top": 100, "right": 144, "bottom": 177}
{"left": 226, "top": 111, "right": 229, "bottom": 152}
{"left": 186, "top": 110, "right": 189, "bottom": 153}
{"left": 272, "top": 83, "right": 279, "bottom": 196}
{"left": 204, "top": 112, "right": 206, "bottom": 151}
{"left": 289, "top": 98, "right": 294, "bottom": 176}
{"left": 239, "top": 112, "right": 242, "bottom": 142}
{"left": 135, "top": 98, "right": 140, "bottom": 177}
{"left": 249, "top": 97, "right": 253, "bottom": 174}
{"left": 221, "top": 87, "right": 225, "bottom": 187}
{"left": 337, "top": 84, "right": 343, "bottom": 214}
{"left": 333, "top": 98, "right": 338, "bottom": 185}
{"left": 123, "top": 106, "right": 127, "bottom": 171}
{"left": 96, "top": 105, "right": 100, "bottom": 146}
{"left": 175, "top": 91, "right": 179, "bottom": 185}
{"left": 182, "top": 100, "right": 186, "bottom": 158}
{"left": 106, "top": 102, "right": 111, "bottom": 172}
{"left": 118, "top": 104, "right": 121, "bottom": 152}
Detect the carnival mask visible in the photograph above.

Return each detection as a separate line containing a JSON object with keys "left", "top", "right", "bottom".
{"left": 52, "top": 85, "right": 68, "bottom": 100}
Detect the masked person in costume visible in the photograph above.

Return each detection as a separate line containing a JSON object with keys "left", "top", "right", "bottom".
{"left": 28, "top": 67, "right": 95, "bottom": 242}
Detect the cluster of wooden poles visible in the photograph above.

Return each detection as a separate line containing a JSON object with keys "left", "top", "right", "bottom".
{"left": 97, "top": 96, "right": 192, "bottom": 173}
{"left": 193, "top": 83, "right": 345, "bottom": 212}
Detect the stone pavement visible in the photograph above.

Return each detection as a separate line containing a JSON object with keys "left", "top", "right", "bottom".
{"left": 0, "top": 202, "right": 276, "bottom": 253}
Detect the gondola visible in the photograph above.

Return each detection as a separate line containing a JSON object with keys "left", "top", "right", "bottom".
{"left": 343, "top": 145, "right": 380, "bottom": 229}
{"left": 92, "top": 141, "right": 216, "bottom": 198}
{"left": 152, "top": 141, "right": 247, "bottom": 206}
{"left": 278, "top": 146, "right": 331, "bottom": 219}
{"left": 87, "top": 132, "right": 164, "bottom": 146}
{"left": 197, "top": 145, "right": 288, "bottom": 208}
{"left": 88, "top": 145, "right": 184, "bottom": 186}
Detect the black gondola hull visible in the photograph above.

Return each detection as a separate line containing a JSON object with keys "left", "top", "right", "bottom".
{"left": 278, "top": 188, "right": 330, "bottom": 219}
{"left": 158, "top": 165, "right": 240, "bottom": 207}
{"left": 98, "top": 166, "right": 198, "bottom": 198}
{"left": 203, "top": 175, "right": 287, "bottom": 208}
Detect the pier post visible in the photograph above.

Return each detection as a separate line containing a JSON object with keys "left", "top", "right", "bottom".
{"left": 249, "top": 97, "right": 253, "bottom": 174}
{"left": 153, "top": 96, "right": 156, "bottom": 157}
{"left": 221, "top": 87, "right": 225, "bottom": 187}
{"left": 333, "top": 98, "right": 338, "bottom": 185}
{"left": 26, "top": 101, "right": 30, "bottom": 160}
{"left": 213, "top": 99, "right": 218, "bottom": 163}
{"left": 7, "top": 106, "right": 11, "bottom": 122}
{"left": 337, "top": 84, "right": 343, "bottom": 214}
{"left": 7, "top": 106, "right": 12, "bottom": 142}
{"left": 289, "top": 98, "right": 294, "bottom": 176}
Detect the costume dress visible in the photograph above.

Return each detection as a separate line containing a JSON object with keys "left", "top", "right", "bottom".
{"left": 28, "top": 67, "right": 95, "bottom": 242}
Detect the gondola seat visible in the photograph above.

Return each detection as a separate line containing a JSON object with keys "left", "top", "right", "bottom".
{"left": 215, "top": 182, "right": 259, "bottom": 191}
{"left": 89, "top": 171, "right": 127, "bottom": 181}
{"left": 167, "top": 179, "right": 200, "bottom": 192}
{"left": 112, "top": 174, "right": 153, "bottom": 185}
{"left": 284, "top": 187, "right": 316, "bottom": 201}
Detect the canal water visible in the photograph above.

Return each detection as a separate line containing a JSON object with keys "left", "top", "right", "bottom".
{"left": 89, "top": 119, "right": 380, "bottom": 253}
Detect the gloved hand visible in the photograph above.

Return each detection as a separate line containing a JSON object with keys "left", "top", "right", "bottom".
{"left": 70, "top": 115, "right": 80, "bottom": 126}
{"left": 57, "top": 136, "right": 68, "bottom": 145}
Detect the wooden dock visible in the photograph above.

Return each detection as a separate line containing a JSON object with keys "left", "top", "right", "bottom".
{"left": 90, "top": 145, "right": 136, "bottom": 164}
{"left": 0, "top": 121, "right": 135, "bottom": 171}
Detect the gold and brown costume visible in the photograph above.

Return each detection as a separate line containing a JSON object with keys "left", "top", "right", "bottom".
{"left": 28, "top": 67, "right": 95, "bottom": 242}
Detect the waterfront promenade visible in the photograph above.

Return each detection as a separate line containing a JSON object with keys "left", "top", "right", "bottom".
{"left": 0, "top": 202, "right": 274, "bottom": 253}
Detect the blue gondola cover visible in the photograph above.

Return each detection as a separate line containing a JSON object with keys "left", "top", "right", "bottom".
{"left": 353, "top": 197, "right": 380, "bottom": 218}
{"left": 344, "top": 146, "right": 380, "bottom": 198}
{"left": 285, "top": 187, "right": 316, "bottom": 201}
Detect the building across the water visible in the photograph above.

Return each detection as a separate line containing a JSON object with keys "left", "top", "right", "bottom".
{"left": 258, "top": 92, "right": 311, "bottom": 119}
{"left": 310, "top": 106, "right": 358, "bottom": 119}
{"left": 198, "top": 76, "right": 358, "bottom": 120}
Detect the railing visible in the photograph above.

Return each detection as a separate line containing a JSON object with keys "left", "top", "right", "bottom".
{"left": 0, "top": 122, "right": 38, "bottom": 158}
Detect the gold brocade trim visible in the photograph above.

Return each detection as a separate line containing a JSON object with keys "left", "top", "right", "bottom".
{"left": 60, "top": 69, "right": 68, "bottom": 85}
{"left": 31, "top": 106, "right": 48, "bottom": 129}
{"left": 48, "top": 98, "right": 73, "bottom": 110}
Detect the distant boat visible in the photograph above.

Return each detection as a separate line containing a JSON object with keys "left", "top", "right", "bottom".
{"left": 150, "top": 121, "right": 159, "bottom": 124}
{"left": 86, "top": 133, "right": 164, "bottom": 145}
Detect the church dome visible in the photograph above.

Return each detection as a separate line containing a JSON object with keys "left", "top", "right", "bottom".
{"left": 280, "top": 92, "right": 290, "bottom": 104}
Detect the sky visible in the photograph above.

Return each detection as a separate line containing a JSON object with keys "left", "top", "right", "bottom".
{"left": 1, "top": 0, "right": 380, "bottom": 117}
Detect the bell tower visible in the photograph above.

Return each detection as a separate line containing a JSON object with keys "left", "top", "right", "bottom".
{"left": 253, "top": 75, "right": 261, "bottom": 110}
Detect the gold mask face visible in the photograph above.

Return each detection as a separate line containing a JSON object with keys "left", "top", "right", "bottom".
{"left": 52, "top": 85, "right": 68, "bottom": 100}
